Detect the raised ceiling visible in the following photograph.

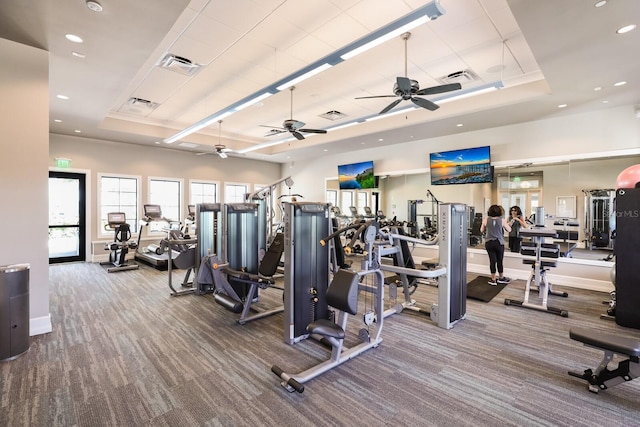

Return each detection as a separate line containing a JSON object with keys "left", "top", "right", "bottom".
{"left": 0, "top": 0, "right": 638, "bottom": 163}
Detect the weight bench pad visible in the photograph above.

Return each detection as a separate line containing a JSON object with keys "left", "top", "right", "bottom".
{"left": 570, "top": 328, "right": 640, "bottom": 357}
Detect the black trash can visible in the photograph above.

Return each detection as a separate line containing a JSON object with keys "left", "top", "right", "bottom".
{"left": 0, "top": 264, "right": 30, "bottom": 361}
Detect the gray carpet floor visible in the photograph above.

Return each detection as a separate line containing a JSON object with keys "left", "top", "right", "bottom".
{"left": 1, "top": 262, "right": 639, "bottom": 426}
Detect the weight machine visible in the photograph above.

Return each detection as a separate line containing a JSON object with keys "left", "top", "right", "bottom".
{"left": 583, "top": 189, "right": 615, "bottom": 250}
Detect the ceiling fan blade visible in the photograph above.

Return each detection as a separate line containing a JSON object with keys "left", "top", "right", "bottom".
{"left": 264, "top": 128, "right": 287, "bottom": 137}
{"left": 411, "top": 96, "right": 439, "bottom": 111}
{"left": 291, "top": 130, "right": 305, "bottom": 140}
{"left": 380, "top": 98, "right": 403, "bottom": 114}
{"left": 396, "top": 76, "right": 412, "bottom": 94}
{"left": 298, "top": 128, "right": 327, "bottom": 134}
{"left": 415, "top": 82, "right": 462, "bottom": 96}
{"left": 355, "top": 94, "right": 397, "bottom": 99}
{"left": 260, "top": 124, "right": 285, "bottom": 130}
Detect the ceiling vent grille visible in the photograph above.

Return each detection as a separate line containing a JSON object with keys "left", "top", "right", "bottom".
{"left": 159, "top": 53, "right": 202, "bottom": 76}
{"left": 438, "top": 69, "right": 479, "bottom": 85}
{"left": 319, "top": 110, "right": 347, "bottom": 121}
{"left": 118, "top": 97, "right": 159, "bottom": 115}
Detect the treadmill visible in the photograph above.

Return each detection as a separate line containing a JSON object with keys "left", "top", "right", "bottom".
{"left": 135, "top": 204, "right": 179, "bottom": 270}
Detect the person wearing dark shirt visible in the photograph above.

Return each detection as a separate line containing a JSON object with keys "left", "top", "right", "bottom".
{"left": 508, "top": 205, "right": 528, "bottom": 252}
{"left": 480, "top": 204, "right": 512, "bottom": 286}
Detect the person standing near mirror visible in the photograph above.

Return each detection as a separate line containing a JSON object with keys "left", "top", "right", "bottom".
{"left": 508, "top": 205, "right": 528, "bottom": 253}
{"left": 481, "top": 204, "right": 512, "bottom": 286}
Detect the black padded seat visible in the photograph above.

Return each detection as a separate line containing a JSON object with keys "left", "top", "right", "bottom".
{"left": 307, "top": 319, "right": 345, "bottom": 339}
{"left": 522, "top": 259, "right": 557, "bottom": 268}
{"left": 570, "top": 328, "right": 640, "bottom": 357}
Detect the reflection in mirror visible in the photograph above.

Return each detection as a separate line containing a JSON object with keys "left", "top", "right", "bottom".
{"left": 325, "top": 154, "right": 640, "bottom": 264}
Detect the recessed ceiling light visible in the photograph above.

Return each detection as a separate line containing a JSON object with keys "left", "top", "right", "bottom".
{"left": 456, "top": 123, "right": 463, "bottom": 127}
{"left": 617, "top": 24, "right": 637, "bottom": 34}
{"left": 56, "top": 94, "right": 69, "bottom": 100}
{"left": 614, "top": 81, "right": 627, "bottom": 87}
{"left": 323, "top": 149, "right": 328, "bottom": 152}
{"left": 74, "top": 130, "right": 81, "bottom": 133}
{"left": 558, "top": 104, "right": 567, "bottom": 108}
{"left": 594, "top": 0, "right": 607, "bottom": 7}
{"left": 361, "top": 142, "right": 365, "bottom": 145}
{"left": 155, "top": 141, "right": 160, "bottom": 145}
{"left": 603, "top": 100, "right": 609, "bottom": 103}
{"left": 378, "top": 138, "right": 383, "bottom": 142}
{"left": 86, "top": 0, "right": 103, "bottom": 12}
{"left": 594, "top": 86, "right": 602, "bottom": 91}
{"left": 65, "top": 34, "right": 83, "bottom": 43}
{"left": 71, "top": 51, "right": 86, "bottom": 58}
{"left": 53, "top": 119, "right": 62, "bottom": 123}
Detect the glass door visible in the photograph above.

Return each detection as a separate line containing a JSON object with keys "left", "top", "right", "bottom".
{"left": 49, "top": 171, "right": 86, "bottom": 263}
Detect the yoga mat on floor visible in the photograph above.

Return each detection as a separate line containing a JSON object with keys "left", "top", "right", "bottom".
{"left": 466, "top": 276, "right": 508, "bottom": 302}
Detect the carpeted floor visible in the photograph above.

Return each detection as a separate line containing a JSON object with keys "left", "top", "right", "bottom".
{"left": 1, "top": 262, "right": 639, "bottom": 426}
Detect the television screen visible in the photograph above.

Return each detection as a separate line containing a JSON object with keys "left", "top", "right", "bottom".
{"left": 338, "top": 160, "right": 375, "bottom": 189}
{"left": 430, "top": 146, "right": 492, "bottom": 185}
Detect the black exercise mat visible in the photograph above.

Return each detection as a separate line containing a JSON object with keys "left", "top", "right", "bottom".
{"left": 466, "top": 276, "right": 508, "bottom": 302}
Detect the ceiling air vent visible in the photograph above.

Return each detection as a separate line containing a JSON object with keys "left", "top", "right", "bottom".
{"left": 159, "top": 53, "right": 202, "bottom": 76}
{"left": 319, "top": 110, "right": 347, "bottom": 121}
{"left": 118, "top": 97, "right": 159, "bottom": 115}
{"left": 439, "top": 69, "right": 479, "bottom": 85}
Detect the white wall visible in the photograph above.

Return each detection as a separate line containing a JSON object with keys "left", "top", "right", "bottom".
{"left": 0, "top": 39, "right": 50, "bottom": 335}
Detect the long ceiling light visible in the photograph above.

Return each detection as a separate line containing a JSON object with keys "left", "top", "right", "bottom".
{"left": 163, "top": 1, "right": 446, "bottom": 145}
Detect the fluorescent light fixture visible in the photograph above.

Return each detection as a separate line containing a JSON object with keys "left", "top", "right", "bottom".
{"left": 236, "top": 138, "right": 294, "bottom": 154}
{"left": 327, "top": 122, "right": 359, "bottom": 131}
{"left": 276, "top": 63, "right": 333, "bottom": 91}
{"left": 340, "top": 1, "right": 445, "bottom": 60}
{"left": 234, "top": 92, "right": 273, "bottom": 111}
{"left": 164, "top": 110, "right": 234, "bottom": 144}
{"left": 164, "top": 1, "right": 445, "bottom": 145}
{"left": 434, "top": 81, "right": 504, "bottom": 105}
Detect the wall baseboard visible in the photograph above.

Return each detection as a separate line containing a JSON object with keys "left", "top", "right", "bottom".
{"left": 30, "top": 314, "right": 52, "bottom": 336}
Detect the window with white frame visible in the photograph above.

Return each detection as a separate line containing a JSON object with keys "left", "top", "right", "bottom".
{"left": 326, "top": 190, "right": 338, "bottom": 209}
{"left": 190, "top": 180, "right": 218, "bottom": 205}
{"left": 341, "top": 191, "right": 354, "bottom": 216}
{"left": 357, "top": 191, "right": 369, "bottom": 214}
{"left": 149, "top": 177, "right": 182, "bottom": 232}
{"left": 98, "top": 174, "right": 139, "bottom": 237}
{"left": 224, "top": 182, "right": 249, "bottom": 203}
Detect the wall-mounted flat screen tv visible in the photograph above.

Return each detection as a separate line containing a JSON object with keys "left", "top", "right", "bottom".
{"left": 429, "top": 146, "right": 492, "bottom": 185}
{"left": 338, "top": 160, "right": 375, "bottom": 189}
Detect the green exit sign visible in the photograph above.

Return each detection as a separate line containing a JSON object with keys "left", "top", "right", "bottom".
{"left": 55, "top": 158, "right": 71, "bottom": 168}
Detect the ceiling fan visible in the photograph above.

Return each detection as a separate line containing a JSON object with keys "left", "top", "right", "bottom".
{"left": 355, "top": 32, "right": 462, "bottom": 114}
{"left": 196, "top": 120, "right": 232, "bottom": 158}
{"left": 261, "top": 86, "right": 327, "bottom": 140}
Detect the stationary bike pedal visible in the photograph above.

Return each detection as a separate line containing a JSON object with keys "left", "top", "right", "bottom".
{"left": 358, "top": 328, "right": 371, "bottom": 343}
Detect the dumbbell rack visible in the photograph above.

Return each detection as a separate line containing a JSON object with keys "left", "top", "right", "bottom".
{"left": 505, "top": 227, "right": 569, "bottom": 317}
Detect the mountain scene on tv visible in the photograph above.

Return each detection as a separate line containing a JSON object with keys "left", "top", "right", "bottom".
{"left": 338, "top": 161, "right": 375, "bottom": 189}
{"left": 430, "top": 147, "right": 492, "bottom": 185}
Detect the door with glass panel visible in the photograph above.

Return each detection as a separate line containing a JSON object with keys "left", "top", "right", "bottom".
{"left": 49, "top": 171, "right": 86, "bottom": 263}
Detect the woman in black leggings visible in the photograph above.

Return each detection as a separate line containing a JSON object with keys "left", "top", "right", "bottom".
{"left": 480, "top": 204, "right": 512, "bottom": 285}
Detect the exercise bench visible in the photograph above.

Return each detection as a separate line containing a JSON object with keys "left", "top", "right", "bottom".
{"left": 568, "top": 327, "right": 640, "bottom": 393}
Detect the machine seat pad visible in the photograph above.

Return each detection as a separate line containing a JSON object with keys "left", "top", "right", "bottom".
{"left": 307, "top": 319, "right": 345, "bottom": 339}
{"left": 421, "top": 258, "right": 440, "bottom": 268}
{"left": 570, "top": 328, "right": 640, "bottom": 357}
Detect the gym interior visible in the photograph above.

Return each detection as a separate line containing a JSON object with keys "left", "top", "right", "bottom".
{"left": 1, "top": 0, "right": 640, "bottom": 425}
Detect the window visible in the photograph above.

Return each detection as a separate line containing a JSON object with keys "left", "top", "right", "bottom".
{"left": 224, "top": 182, "right": 249, "bottom": 203}
{"left": 190, "top": 180, "right": 218, "bottom": 205}
{"left": 326, "top": 190, "right": 338, "bottom": 208}
{"left": 98, "top": 174, "right": 139, "bottom": 237}
{"left": 149, "top": 177, "right": 182, "bottom": 232}
{"left": 357, "top": 191, "right": 369, "bottom": 213}
{"left": 341, "top": 191, "right": 354, "bottom": 216}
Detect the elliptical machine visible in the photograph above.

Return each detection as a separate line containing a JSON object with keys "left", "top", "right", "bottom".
{"left": 101, "top": 212, "right": 139, "bottom": 273}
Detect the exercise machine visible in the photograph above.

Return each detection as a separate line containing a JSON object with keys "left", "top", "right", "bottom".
{"left": 378, "top": 203, "right": 466, "bottom": 329}
{"left": 583, "top": 189, "right": 615, "bottom": 250}
{"left": 193, "top": 203, "right": 223, "bottom": 295}
{"left": 568, "top": 327, "right": 640, "bottom": 393}
{"left": 100, "top": 212, "right": 139, "bottom": 273}
{"left": 135, "top": 204, "right": 179, "bottom": 270}
{"left": 553, "top": 218, "right": 579, "bottom": 257}
{"left": 272, "top": 215, "right": 387, "bottom": 393}
{"left": 613, "top": 187, "right": 640, "bottom": 329}
{"left": 209, "top": 203, "right": 286, "bottom": 324}
{"left": 504, "top": 226, "right": 569, "bottom": 317}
